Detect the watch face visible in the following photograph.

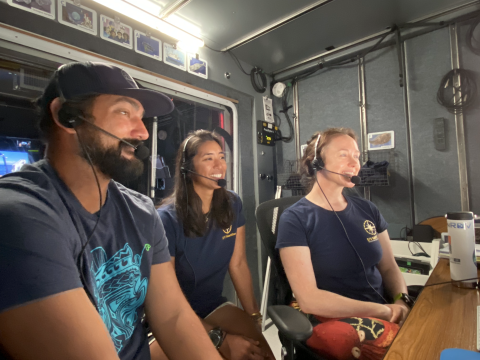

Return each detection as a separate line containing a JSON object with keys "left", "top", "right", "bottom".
{"left": 401, "top": 293, "right": 414, "bottom": 308}
{"left": 209, "top": 329, "right": 222, "bottom": 347}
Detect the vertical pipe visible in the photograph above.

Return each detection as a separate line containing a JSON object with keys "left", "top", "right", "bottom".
{"left": 402, "top": 42, "right": 416, "bottom": 227}
{"left": 358, "top": 57, "right": 370, "bottom": 200}
{"left": 449, "top": 23, "right": 470, "bottom": 211}
{"left": 293, "top": 82, "right": 301, "bottom": 166}
{"left": 150, "top": 116, "right": 158, "bottom": 199}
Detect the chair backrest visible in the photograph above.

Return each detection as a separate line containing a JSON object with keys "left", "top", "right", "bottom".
{"left": 255, "top": 196, "right": 303, "bottom": 306}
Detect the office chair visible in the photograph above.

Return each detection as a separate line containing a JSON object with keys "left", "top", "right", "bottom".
{"left": 256, "top": 196, "right": 424, "bottom": 359}
{"left": 256, "top": 196, "right": 325, "bottom": 360}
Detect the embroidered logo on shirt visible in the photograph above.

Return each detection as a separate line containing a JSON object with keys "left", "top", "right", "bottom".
{"left": 90, "top": 244, "right": 148, "bottom": 353}
{"left": 364, "top": 220, "right": 378, "bottom": 242}
{"left": 222, "top": 225, "right": 237, "bottom": 240}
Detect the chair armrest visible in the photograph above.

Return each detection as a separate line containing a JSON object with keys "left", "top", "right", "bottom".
{"left": 267, "top": 305, "right": 313, "bottom": 342}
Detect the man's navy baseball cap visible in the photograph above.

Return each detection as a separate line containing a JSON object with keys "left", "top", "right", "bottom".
{"left": 41, "top": 61, "right": 174, "bottom": 117}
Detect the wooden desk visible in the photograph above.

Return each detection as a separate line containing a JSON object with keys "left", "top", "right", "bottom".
{"left": 384, "top": 259, "right": 480, "bottom": 360}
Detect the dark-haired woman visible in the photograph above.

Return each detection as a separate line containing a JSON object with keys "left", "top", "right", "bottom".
{"left": 277, "top": 128, "right": 409, "bottom": 360}
{"left": 151, "top": 130, "right": 274, "bottom": 360}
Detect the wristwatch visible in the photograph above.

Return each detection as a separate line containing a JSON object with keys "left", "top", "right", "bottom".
{"left": 208, "top": 327, "right": 226, "bottom": 349}
{"left": 394, "top": 293, "right": 414, "bottom": 309}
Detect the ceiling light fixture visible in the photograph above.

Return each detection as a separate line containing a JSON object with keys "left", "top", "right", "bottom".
{"left": 93, "top": 0, "right": 204, "bottom": 51}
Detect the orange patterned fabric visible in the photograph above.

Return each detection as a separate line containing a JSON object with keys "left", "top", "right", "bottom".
{"left": 289, "top": 301, "right": 399, "bottom": 360}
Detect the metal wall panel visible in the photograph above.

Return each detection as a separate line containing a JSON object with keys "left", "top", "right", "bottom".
{"left": 364, "top": 47, "right": 413, "bottom": 227}
{"left": 405, "top": 28, "right": 461, "bottom": 223}
{"left": 457, "top": 22, "right": 480, "bottom": 215}
{"left": 297, "top": 65, "right": 361, "bottom": 160}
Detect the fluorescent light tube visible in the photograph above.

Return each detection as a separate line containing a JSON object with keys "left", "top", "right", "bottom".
{"left": 93, "top": 0, "right": 204, "bottom": 49}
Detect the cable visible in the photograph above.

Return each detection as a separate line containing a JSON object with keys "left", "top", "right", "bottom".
{"left": 436, "top": 69, "right": 477, "bottom": 114}
{"left": 407, "top": 239, "right": 430, "bottom": 258}
{"left": 204, "top": 44, "right": 223, "bottom": 53}
{"left": 76, "top": 129, "right": 102, "bottom": 311}
{"left": 278, "top": 84, "right": 294, "bottom": 143}
{"left": 276, "top": 27, "right": 395, "bottom": 85}
{"left": 314, "top": 172, "right": 389, "bottom": 304}
{"left": 251, "top": 67, "right": 267, "bottom": 93}
{"left": 228, "top": 51, "right": 250, "bottom": 76}
{"left": 423, "top": 276, "right": 480, "bottom": 288}
{"left": 466, "top": 18, "right": 480, "bottom": 56}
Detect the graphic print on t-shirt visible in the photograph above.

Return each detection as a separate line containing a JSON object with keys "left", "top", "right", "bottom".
{"left": 363, "top": 220, "right": 378, "bottom": 243}
{"left": 90, "top": 243, "right": 149, "bottom": 353}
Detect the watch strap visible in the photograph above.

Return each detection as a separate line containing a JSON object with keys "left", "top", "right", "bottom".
{"left": 394, "top": 292, "right": 414, "bottom": 309}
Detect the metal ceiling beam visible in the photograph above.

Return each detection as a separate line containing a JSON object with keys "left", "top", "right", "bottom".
{"left": 221, "top": 0, "right": 336, "bottom": 52}
{"left": 158, "top": 0, "right": 192, "bottom": 19}
{"left": 272, "top": 0, "right": 480, "bottom": 78}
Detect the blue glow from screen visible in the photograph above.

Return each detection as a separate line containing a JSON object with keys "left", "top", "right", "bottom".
{"left": 0, "top": 151, "right": 30, "bottom": 176}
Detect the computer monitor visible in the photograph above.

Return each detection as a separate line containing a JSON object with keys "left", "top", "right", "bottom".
{"left": 0, "top": 150, "right": 31, "bottom": 176}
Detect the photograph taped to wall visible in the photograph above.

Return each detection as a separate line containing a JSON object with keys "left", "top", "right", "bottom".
{"left": 7, "top": 0, "right": 55, "bottom": 19}
{"left": 187, "top": 54, "right": 207, "bottom": 79}
{"left": 134, "top": 30, "right": 162, "bottom": 61}
{"left": 100, "top": 14, "right": 133, "bottom": 49}
{"left": 368, "top": 131, "right": 395, "bottom": 150}
{"left": 58, "top": 0, "right": 97, "bottom": 35}
{"left": 163, "top": 43, "right": 186, "bottom": 71}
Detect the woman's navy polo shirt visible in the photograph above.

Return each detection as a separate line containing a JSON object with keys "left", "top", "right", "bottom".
{"left": 276, "top": 196, "right": 388, "bottom": 304}
{"left": 157, "top": 191, "right": 246, "bottom": 318}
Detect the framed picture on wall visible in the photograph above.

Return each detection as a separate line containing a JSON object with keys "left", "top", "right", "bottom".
{"left": 134, "top": 30, "right": 162, "bottom": 61}
{"left": 57, "top": 0, "right": 97, "bottom": 35}
{"left": 7, "top": 0, "right": 55, "bottom": 20}
{"left": 163, "top": 43, "right": 186, "bottom": 71}
{"left": 367, "top": 131, "right": 395, "bottom": 150}
{"left": 100, "top": 15, "right": 133, "bottom": 49}
{"left": 187, "top": 54, "right": 208, "bottom": 79}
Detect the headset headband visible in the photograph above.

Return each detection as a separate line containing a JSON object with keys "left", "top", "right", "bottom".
{"left": 313, "top": 134, "right": 321, "bottom": 163}
{"left": 182, "top": 135, "right": 195, "bottom": 165}
{"left": 55, "top": 69, "right": 67, "bottom": 103}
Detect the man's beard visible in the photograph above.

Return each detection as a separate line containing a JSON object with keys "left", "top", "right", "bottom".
{"left": 77, "top": 125, "right": 145, "bottom": 184}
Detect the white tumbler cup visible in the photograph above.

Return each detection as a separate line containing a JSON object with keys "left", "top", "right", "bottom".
{"left": 446, "top": 212, "right": 477, "bottom": 288}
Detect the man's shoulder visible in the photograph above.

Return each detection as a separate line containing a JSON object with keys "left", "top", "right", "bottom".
{"left": 112, "top": 181, "right": 156, "bottom": 216}
{"left": 0, "top": 161, "right": 61, "bottom": 211}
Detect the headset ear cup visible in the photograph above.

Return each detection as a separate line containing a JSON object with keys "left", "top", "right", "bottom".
{"left": 318, "top": 157, "right": 324, "bottom": 168}
{"left": 58, "top": 106, "right": 80, "bottom": 128}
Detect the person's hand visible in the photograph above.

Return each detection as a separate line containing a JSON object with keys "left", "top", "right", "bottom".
{"left": 375, "top": 304, "right": 393, "bottom": 321}
{"left": 218, "top": 334, "right": 268, "bottom": 360}
{"left": 386, "top": 304, "right": 409, "bottom": 325}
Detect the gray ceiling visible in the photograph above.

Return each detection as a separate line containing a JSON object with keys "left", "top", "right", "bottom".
{"left": 174, "top": 0, "right": 476, "bottom": 73}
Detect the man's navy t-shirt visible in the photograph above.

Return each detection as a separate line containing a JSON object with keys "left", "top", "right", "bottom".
{"left": 276, "top": 196, "right": 388, "bottom": 304}
{"left": 157, "top": 191, "right": 245, "bottom": 318}
{"left": 0, "top": 161, "right": 171, "bottom": 360}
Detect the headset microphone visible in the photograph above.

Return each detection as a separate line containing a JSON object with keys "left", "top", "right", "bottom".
{"left": 318, "top": 165, "right": 361, "bottom": 185}
{"left": 67, "top": 116, "right": 150, "bottom": 160}
{"left": 181, "top": 168, "right": 226, "bottom": 187}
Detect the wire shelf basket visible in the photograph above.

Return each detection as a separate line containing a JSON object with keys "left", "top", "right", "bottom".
{"left": 357, "top": 166, "right": 389, "bottom": 187}
{"left": 277, "top": 160, "right": 306, "bottom": 195}
{"left": 357, "top": 150, "right": 393, "bottom": 187}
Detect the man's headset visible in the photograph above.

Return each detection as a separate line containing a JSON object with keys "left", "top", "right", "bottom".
{"left": 55, "top": 72, "right": 150, "bottom": 160}
{"left": 310, "top": 133, "right": 360, "bottom": 184}
{"left": 54, "top": 69, "right": 149, "bottom": 311}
